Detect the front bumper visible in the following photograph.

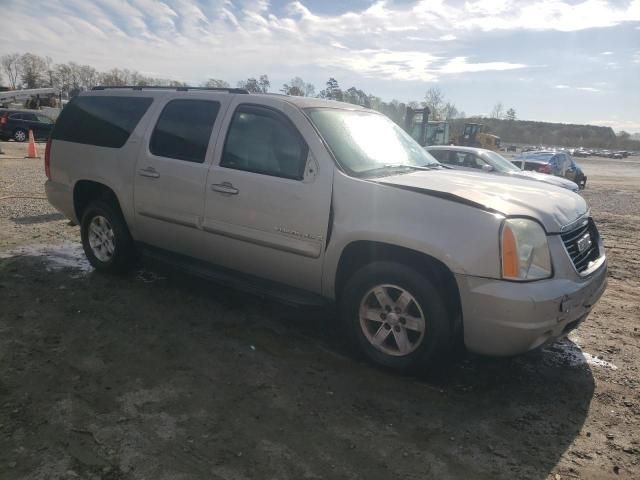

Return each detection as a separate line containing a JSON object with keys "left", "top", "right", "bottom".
{"left": 456, "top": 250, "right": 607, "bottom": 356}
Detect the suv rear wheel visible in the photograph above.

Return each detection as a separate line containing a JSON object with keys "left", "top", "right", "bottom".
{"left": 80, "top": 201, "right": 136, "bottom": 273}
{"left": 340, "top": 261, "right": 451, "bottom": 371}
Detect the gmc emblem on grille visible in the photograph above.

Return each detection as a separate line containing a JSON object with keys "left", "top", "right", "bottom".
{"left": 576, "top": 232, "right": 592, "bottom": 253}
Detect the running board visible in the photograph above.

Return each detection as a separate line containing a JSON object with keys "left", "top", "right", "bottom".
{"left": 138, "top": 243, "right": 329, "bottom": 307}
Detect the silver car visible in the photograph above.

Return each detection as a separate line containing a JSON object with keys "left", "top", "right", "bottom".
{"left": 45, "top": 87, "right": 607, "bottom": 371}
{"left": 427, "top": 145, "right": 580, "bottom": 192}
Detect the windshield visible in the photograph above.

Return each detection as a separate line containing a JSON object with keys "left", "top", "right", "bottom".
{"left": 306, "top": 108, "right": 439, "bottom": 176}
{"left": 483, "top": 150, "right": 520, "bottom": 172}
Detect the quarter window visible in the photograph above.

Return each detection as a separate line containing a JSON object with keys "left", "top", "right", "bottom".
{"left": 51, "top": 96, "right": 153, "bottom": 148}
{"left": 150, "top": 99, "right": 220, "bottom": 163}
{"left": 221, "top": 105, "right": 308, "bottom": 180}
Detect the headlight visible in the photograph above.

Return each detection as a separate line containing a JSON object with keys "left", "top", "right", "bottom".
{"left": 501, "top": 218, "right": 552, "bottom": 281}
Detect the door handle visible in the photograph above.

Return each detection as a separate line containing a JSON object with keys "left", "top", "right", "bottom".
{"left": 211, "top": 181, "right": 239, "bottom": 195}
{"left": 138, "top": 166, "right": 160, "bottom": 178}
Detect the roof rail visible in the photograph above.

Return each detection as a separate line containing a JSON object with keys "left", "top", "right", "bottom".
{"left": 91, "top": 86, "right": 249, "bottom": 94}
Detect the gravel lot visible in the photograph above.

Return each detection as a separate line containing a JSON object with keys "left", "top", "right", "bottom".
{"left": 1, "top": 141, "right": 639, "bottom": 480}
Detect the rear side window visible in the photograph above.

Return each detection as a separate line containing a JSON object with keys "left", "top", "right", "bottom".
{"left": 149, "top": 99, "right": 220, "bottom": 163}
{"left": 9, "top": 113, "right": 23, "bottom": 120}
{"left": 221, "top": 105, "right": 308, "bottom": 180}
{"left": 52, "top": 96, "right": 153, "bottom": 148}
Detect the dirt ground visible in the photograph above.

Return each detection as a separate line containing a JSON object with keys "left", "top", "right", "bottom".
{"left": 1, "top": 141, "right": 639, "bottom": 480}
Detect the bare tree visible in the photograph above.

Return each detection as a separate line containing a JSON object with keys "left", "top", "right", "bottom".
{"left": 238, "top": 74, "right": 270, "bottom": 93}
{"left": 202, "top": 78, "right": 230, "bottom": 88}
{"left": 442, "top": 101, "right": 459, "bottom": 120}
{"left": 281, "top": 76, "right": 315, "bottom": 96}
{"left": 20, "top": 53, "right": 48, "bottom": 88}
{"left": 1, "top": 53, "right": 22, "bottom": 89}
{"left": 491, "top": 101, "right": 504, "bottom": 119}
{"left": 44, "top": 56, "right": 56, "bottom": 87}
{"left": 423, "top": 87, "right": 444, "bottom": 120}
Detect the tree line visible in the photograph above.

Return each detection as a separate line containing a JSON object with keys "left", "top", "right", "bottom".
{"left": 2, "top": 52, "right": 636, "bottom": 149}
{"left": 0, "top": 52, "right": 476, "bottom": 127}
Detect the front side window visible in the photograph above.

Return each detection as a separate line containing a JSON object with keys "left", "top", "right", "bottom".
{"left": 150, "top": 99, "right": 220, "bottom": 163}
{"left": 306, "top": 108, "right": 439, "bottom": 177}
{"left": 454, "top": 152, "right": 485, "bottom": 169}
{"left": 221, "top": 105, "right": 308, "bottom": 180}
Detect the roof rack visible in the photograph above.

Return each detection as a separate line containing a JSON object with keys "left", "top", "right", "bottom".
{"left": 91, "top": 86, "right": 249, "bottom": 94}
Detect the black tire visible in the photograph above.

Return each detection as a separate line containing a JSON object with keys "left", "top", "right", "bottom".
{"left": 80, "top": 201, "right": 136, "bottom": 274}
{"left": 13, "top": 128, "right": 27, "bottom": 142}
{"left": 580, "top": 176, "right": 587, "bottom": 190}
{"left": 339, "top": 261, "right": 453, "bottom": 372}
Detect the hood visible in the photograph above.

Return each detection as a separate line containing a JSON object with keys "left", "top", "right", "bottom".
{"left": 378, "top": 169, "right": 587, "bottom": 233}
{"left": 511, "top": 170, "right": 579, "bottom": 191}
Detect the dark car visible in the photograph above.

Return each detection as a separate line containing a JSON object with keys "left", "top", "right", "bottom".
{"left": 0, "top": 109, "right": 55, "bottom": 142}
{"left": 512, "top": 151, "right": 587, "bottom": 189}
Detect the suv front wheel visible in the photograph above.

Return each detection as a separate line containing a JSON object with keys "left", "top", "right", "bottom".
{"left": 340, "top": 261, "right": 451, "bottom": 371}
{"left": 80, "top": 201, "right": 136, "bottom": 273}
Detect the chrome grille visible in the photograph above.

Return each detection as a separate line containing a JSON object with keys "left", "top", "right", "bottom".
{"left": 561, "top": 218, "right": 601, "bottom": 273}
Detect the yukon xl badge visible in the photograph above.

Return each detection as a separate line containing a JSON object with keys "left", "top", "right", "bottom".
{"left": 275, "top": 227, "right": 323, "bottom": 242}
{"left": 576, "top": 232, "right": 592, "bottom": 253}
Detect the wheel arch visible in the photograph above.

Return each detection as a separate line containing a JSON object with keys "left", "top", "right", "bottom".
{"left": 334, "top": 240, "right": 462, "bottom": 337}
{"left": 73, "top": 180, "right": 124, "bottom": 225}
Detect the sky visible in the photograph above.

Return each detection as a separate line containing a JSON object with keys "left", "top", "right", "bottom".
{"left": 0, "top": 0, "right": 639, "bottom": 132}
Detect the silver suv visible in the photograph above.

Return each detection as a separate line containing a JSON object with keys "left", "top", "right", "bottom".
{"left": 45, "top": 87, "right": 607, "bottom": 371}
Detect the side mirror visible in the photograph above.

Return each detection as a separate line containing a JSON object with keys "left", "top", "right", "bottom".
{"left": 481, "top": 164, "right": 494, "bottom": 172}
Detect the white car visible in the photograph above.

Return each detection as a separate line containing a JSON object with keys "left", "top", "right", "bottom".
{"left": 427, "top": 145, "right": 580, "bottom": 192}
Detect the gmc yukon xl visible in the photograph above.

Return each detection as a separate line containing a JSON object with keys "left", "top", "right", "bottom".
{"left": 45, "top": 86, "right": 607, "bottom": 370}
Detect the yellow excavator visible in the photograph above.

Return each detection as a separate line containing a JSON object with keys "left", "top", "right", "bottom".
{"left": 452, "top": 123, "right": 501, "bottom": 151}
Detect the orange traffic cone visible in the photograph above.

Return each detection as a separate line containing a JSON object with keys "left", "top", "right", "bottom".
{"left": 25, "top": 129, "right": 38, "bottom": 159}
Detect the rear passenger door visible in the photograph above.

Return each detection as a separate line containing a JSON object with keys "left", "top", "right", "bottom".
{"left": 201, "top": 98, "right": 333, "bottom": 294}
{"left": 134, "top": 96, "right": 229, "bottom": 257}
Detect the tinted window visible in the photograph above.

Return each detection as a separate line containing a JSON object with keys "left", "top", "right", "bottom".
{"left": 9, "top": 113, "right": 23, "bottom": 120}
{"left": 150, "top": 100, "right": 220, "bottom": 163}
{"left": 52, "top": 96, "right": 153, "bottom": 148}
{"left": 429, "top": 150, "right": 450, "bottom": 163}
{"left": 23, "top": 113, "right": 38, "bottom": 121}
{"left": 221, "top": 105, "right": 308, "bottom": 180}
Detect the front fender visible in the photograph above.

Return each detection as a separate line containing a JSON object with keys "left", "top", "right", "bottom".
{"left": 321, "top": 172, "right": 505, "bottom": 299}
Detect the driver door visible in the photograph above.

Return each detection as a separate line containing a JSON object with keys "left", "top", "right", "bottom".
{"left": 201, "top": 98, "right": 333, "bottom": 294}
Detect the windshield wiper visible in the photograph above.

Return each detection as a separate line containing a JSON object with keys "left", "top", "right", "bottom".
{"left": 361, "top": 163, "right": 442, "bottom": 177}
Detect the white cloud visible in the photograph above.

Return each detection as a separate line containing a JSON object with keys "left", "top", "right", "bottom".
{"left": 601, "top": 51, "right": 613, "bottom": 55}
{"left": 555, "top": 84, "right": 601, "bottom": 92}
{"left": 0, "top": 0, "right": 638, "bottom": 85}
{"left": 437, "top": 56, "right": 526, "bottom": 73}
